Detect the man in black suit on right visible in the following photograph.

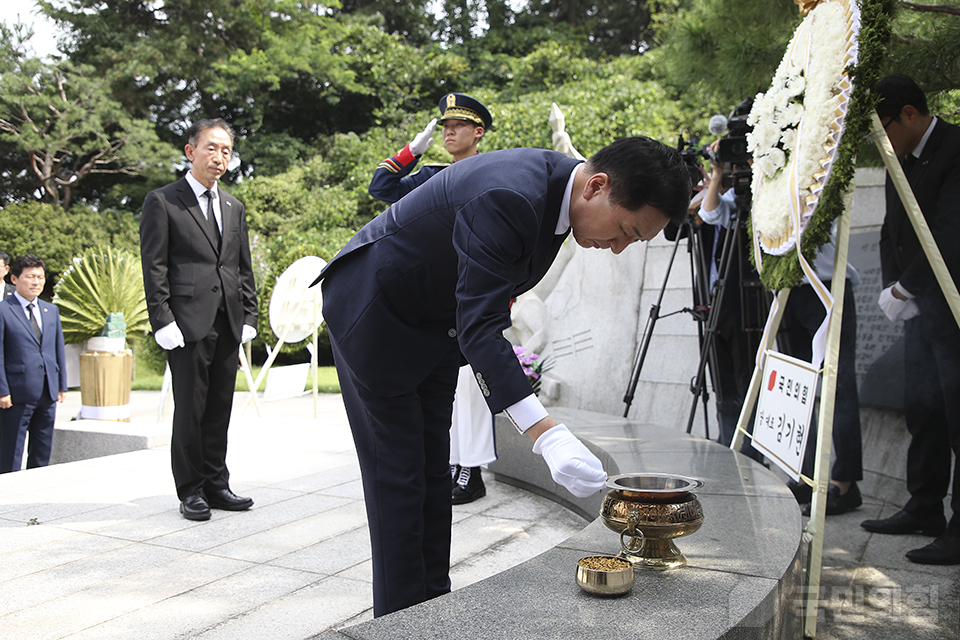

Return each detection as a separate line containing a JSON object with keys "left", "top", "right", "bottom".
{"left": 861, "top": 75, "right": 960, "bottom": 565}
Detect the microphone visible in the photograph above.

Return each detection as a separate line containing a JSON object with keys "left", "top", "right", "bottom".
{"left": 708, "top": 114, "right": 728, "bottom": 136}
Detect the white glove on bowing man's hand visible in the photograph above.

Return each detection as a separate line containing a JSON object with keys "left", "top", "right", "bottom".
{"left": 532, "top": 424, "right": 607, "bottom": 498}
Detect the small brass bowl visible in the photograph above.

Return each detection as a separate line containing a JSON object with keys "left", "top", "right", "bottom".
{"left": 575, "top": 555, "right": 635, "bottom": 596}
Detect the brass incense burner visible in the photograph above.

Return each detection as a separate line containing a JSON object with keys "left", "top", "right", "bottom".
{"left": 599, "top": 473, "right": 704, "bottom": 570}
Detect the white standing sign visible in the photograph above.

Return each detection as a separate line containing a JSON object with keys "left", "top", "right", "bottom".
{"left": 752, "top": 350, "right": 819, "bottom": 481}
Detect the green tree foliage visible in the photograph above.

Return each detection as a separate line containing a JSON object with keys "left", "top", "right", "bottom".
{"left": 0, "top": 52, "right": 174, "bottom": 209}
{"left": 40, "top": 0, "right": 275, "bottom": 140}
{"left": 521, "top": 0, "right": 666, "bottom": 55}
{"left": 336, "top": 0, "right": 437, "bottom": 45}
{"left": 655, "top": 0, "right": 802, "bottom": 108}
{"left": 0, "top": 201, "right": 140, "bottom": 293}
{"left": 214, "top": 15, "right": 468, "bottom": 152}
{"left": 884, "top": 1, "right": 960, "bottom": 111}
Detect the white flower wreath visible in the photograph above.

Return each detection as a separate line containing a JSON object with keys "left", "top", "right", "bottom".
{"left": 747, "top": 0, "right": 860, "bottom": 257}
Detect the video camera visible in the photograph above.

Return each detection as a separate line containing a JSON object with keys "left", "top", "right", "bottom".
{"left": 677, "top": 97, "right": 756, "bottom": 193}
{"left": 676, "top": 131, "right": 710, "bottom": 190}
{"left": 710, "top": 97, "right": 754, "bottom": 195}
{"left": 714, "top": 98, "right": 753, "bottom": 166}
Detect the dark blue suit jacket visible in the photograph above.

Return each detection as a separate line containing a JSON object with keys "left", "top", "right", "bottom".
{"left": 320, "top": 148, "right": 581, "bottom": 409}
{"left": 0, "top": 296, "right": 67, "bottom": 403}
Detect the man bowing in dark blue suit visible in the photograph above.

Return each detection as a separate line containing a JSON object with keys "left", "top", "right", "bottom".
{"left": 0, "top": 254, "right": 67, "bottom": 473}
{"left": 315, "top": 136, "right": 691, "bottom": 616}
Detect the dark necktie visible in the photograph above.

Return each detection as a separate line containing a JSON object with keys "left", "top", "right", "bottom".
{"left": 204, "top": 189, "right": 221, "bottom": 247}
{"left": 902, "top": 154, "right": 917, "bottom": 176}
{"left": 26, "top": 303, "right": 41, "bottom": 343}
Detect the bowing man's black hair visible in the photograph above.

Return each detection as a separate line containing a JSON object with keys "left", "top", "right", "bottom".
{"left": 585, "top": 136, "right": 692, "bottom": 226}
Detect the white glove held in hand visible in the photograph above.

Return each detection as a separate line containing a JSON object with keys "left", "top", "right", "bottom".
{"left": 408, "top": 118, "right": 437, "bottom": 156}
{"left": 241, "top": 324, "right": 257, "bottom": 344}
{"left": 532, "top": 424, "right": 607, "bottom": 498}
{"left": 154, "top": 321, "right": 185, "bottom": 350}
{"left": 878, "top": 284, "right": 921, "bottom": 322}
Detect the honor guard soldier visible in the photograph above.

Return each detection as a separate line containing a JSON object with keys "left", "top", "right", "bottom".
{"left": 368, "top": 93, "right": 493, "bottom": 204}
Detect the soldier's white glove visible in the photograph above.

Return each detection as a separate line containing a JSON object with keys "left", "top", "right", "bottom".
{"left": 409, "top": 118, "right": 437, "bottom": 156}
{"left": 154, "top": 321, "right": 185, "bottom": 350}
{"left": 878, "top": 283, "right": 920, "bottom": 322}
{"left": 532, "top": 424, "right": 607, "bottom": 498}
{"left": 241, "top": 324, "right": 257, "bottom": 344}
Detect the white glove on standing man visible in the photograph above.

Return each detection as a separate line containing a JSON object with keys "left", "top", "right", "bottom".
{"left": 408, "top": 118, "right": 438, "bottom": 156}
{"left": 154, "top": 321, "right": 185, "bottom": 350}
{"left": 878, "top": 282, "right": 920, "bottom": 322}
{"left": 241, "top": 324, "right": 257, "bottom": 344}
{"left": 532, "top": 424, "right": 607, "bottom": 498}
{"left": 156, "top": 322, "right": 256, "bottom": 349}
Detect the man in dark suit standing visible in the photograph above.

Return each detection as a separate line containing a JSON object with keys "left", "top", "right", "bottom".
{"left": 861, "top": 75, "right": 960, "bottom": 565}
{"left": 316, "top": 136, "right": 691, "bottom": 616}
{"left": 0, "top": 251, "right": 15, "bottom": 299}
{"left": 0, "top": 254, "right": 67, "bottom": 473}
{"left": 140, "top": 119, "right": 259, "bottom": 521}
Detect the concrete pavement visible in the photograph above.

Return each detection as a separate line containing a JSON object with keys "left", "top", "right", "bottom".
{"left": 0, "top": 391, "right": 584, "bottom": 639}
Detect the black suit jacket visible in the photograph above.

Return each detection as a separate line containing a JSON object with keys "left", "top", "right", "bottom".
{"left": 140, "top": 178, "right": 258, "bottom": 343}
{"left": 320, "top": 148, "right": 581, "bottom": 409}
{"left": 880, "top": 118, "right": 960, "bottom": 323}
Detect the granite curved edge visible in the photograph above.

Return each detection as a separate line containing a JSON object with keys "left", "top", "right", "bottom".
{"left": 318, "top": 407, "right": 803, "bottom": 640}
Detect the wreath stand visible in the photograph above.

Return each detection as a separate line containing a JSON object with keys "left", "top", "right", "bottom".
{"left": 240, "top": 256, "right": 326, "bottom": 419}
{"left": 731, "top": 112, "right": 960, "bottom": 638}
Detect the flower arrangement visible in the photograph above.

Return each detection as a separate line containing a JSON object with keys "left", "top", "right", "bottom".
{"left": 748, "top": 0, "right": 854, "bottom": 256}
{"left": 514, "top": 345, "right": 551, "bottom": 396}
{"left": 746, "top": 0, "right": 892, "bottom": 291}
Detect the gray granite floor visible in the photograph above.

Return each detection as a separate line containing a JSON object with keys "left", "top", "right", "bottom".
{"left": 0, "top": 390, "right": 956, "bottom": 639}
{"left": 806, "top": 494, "right": 960, "bottom": 640}
{"left": 0, "top": 391, "right": 586, "bottom": 639}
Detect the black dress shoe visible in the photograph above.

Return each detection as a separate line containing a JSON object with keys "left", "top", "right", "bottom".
{"left": 180, "top": 491, "right": 211, "bottom": 521}
{"left": 825, "top": 482, "right": 862, "bottom": 516}
{"left": 452, "top": 467, "right": 486, "bottom": 505}
{"left": 906, "top": 530, "right": 960, "bottom": 565}
{"left": 861, "top": 509, "right": 946, "bottom": 536}
{"left": 206, "top": 488, "right": 254, "bottom": 511}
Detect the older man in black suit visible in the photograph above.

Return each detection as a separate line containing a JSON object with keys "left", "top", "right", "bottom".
{"left": 316, "top": 136, "right": 691, "bottom": 616}
{"left": 861, "top": 75, "right": 960, "bottom": 565}
{"left": 140, "top": 119, "right": 259, "bottom": 521}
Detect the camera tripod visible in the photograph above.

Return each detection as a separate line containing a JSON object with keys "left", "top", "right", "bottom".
{"left": 621, "top": 214, "right": 722, "bottom": 432}
{"left": 622, "top": 193, "right": 769, "bottom": 441}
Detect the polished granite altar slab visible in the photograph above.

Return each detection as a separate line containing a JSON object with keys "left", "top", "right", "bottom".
{"left": 317, "top": 407, "right": 803, "bottom": 640}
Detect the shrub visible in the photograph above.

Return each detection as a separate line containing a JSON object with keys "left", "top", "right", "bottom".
{"left": 53, "top": 246, "right": 150, "bottom": 345}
